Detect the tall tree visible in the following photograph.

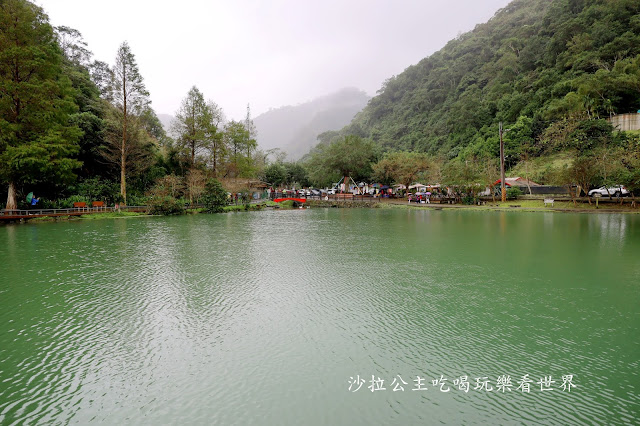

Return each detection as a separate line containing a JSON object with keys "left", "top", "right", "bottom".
{"left": 479, "top": 155, "right": 500, "bottom": 202}
{"left": 372, "top": 151, "right": 430, "bottom": 195}
{"left": 307, "top": 135, "right": 377, "bottom": 187}
{"left": 102, "top": 102, "right": 154, "bottom": 198}
{"left": 244, "top": 103, "right": 257, "bottom": 159}
{"left": 620, "top": 134, "right": 640, "bottom": 206}
{"left": 206, "top": 100, "right": 225, "bottom": 177}
{"left": 0, "top": 0, "right": 82, "bottom": 209}
{"left": 54, "top": 26, "right": 108, "bottom": 179}
{"left": 172, "top": 86, "right": 209, "bottom": 168}
{"left": 224, "top": 120, "right": 256, "bottom": 178}
{"left": 104, "top": 41, "right": 150, "bottom": 204}
{"left": 89, "top": 60, "right": 113, "bottom": 99}
{"left": 263, "top": 163, "right": 287, "bottom": 187}
{"left": 55, "top": 26, "right": 92, "bottom": 66}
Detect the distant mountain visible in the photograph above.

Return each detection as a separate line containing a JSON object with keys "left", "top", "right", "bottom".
{"left": 254, "top": 88, "right": 370, "bottom": 160}
{"left": 157, "top": 113, "right": 176, "bottom": 137}
{"left": 340, "top": 0, "right": 640, "bottom": 157}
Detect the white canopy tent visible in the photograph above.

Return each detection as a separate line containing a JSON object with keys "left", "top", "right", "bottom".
{"left": 409, "top": 183, "right": 427, "bottom": 190}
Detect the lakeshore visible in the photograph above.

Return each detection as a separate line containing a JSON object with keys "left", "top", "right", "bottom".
{"left": 378, "top": 198, "right": 640, "bottom": 214}
{"left": 2, "top": 196, "right": 640, "bottom": 225}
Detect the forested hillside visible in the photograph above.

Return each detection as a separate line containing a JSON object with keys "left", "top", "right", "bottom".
{"left": 341, "top": 0, "right": 640, "bottom": 159}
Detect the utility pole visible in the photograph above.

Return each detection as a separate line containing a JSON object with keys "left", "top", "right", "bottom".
{"left": 499, "top": 122, "right": 506, "bottom": 202}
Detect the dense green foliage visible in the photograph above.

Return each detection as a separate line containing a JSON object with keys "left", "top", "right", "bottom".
{"left": 372, "top": 151, "right": 431, "bottom": 189}
{"left": 172, "top": 86, "right": 211, "bottom": 168}
{"left": 202, "top": 179, "right": 228, "bottom": 213}
{"left": 342, "top": 0, "right": 640, "bottom": 160}
{"left": 148, "top": 196, "right": 185, "bottom": 216}
{"left": 0, "top": 0, "right": 82, "bottom": 208}
{"left": 306, "top": 135, "right": 378, "bottom": 187}
{"left": 262, "top": 162, "right": 310, "bottom": 187}
{"left": 506, "top": 187, "right": 524, "bottom": 198}
{"left": 263, "top": 163, "right": 288, "bottom": 186}
{"left": 224, "top": 120, "right": 257, "bottom": 178}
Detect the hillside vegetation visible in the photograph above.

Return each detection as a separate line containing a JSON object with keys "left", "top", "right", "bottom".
{"left": 341, "top": 0, "right": 640, "bottom": 160}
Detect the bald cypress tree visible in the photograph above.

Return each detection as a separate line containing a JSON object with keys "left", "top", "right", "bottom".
{"left": 173, "top": 86, "right": 209, "bottom": 169}
{"left": 102, "top": 42, "right": 150, "bottom": 205}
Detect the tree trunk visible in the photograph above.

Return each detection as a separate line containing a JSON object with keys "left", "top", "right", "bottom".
{"left": 524, "top": 159, "right": 532, "bottom": 195}
{"left": 121, "top": 151, "right": 126, "bottom": 205}
{"left": 212, "top": 150, "right": 217, "bottom": 177}
{"left": 6, "top": 182, "right": 17, "bottom": 210}
{"left": 568, "top": 184, "right": 576, "bottom": 207}
{"left": 582, "top": 186, "right": 592, "bottom": 205}
{"left": 121, "top": 72, "right": 127, "bottom": 206}
{"left": 121, "top": 115, "right": 127, "bottom": 205}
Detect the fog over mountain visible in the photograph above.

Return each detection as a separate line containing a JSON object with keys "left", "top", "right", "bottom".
{"left": 253, "top": 88, "right": 370, "bottom": 160}
{"left": 157, "top": 114, "right": 177, "bottom": 138}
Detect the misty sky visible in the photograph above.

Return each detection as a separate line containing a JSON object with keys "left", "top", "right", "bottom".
{"left": 40, "top": 0, "right": 512, "bottom": 120}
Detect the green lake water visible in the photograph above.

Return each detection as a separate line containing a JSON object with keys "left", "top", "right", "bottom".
{"left": 0, "top": 209, "right": 638, "bottom": 424}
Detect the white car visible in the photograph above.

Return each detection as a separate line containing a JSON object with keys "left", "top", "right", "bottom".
{"left": 588, "top": 185, "right": 629, "bottom": 197}
{"left": 327, "top": 189, "right": 336, "bottom": 195}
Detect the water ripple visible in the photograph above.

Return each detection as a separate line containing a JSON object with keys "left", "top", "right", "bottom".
{"left": 0, "top": 210, "right": 638, "bottom": 424}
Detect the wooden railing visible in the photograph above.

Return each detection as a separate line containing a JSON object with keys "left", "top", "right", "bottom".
{"left": 0, "top": 205, "right": 148, "bottom": 220}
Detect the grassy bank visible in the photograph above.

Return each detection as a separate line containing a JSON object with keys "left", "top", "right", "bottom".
{"left": 79, "top": 211, "right": 150, "bottom": 219}
{"left": 224, "top": 200, "right": 283, "bottom": 212}
{"left": 381, "top": 198, "right": 640, "bottom": 214}
{"left": 22, "top": 211, "right": 149, "bottom": 223}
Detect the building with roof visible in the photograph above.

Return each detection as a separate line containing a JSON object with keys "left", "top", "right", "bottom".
{"left": 493, "top": 177, "right": 541, "bottom": 187}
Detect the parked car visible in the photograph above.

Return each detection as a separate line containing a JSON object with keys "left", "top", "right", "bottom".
{"left": 588, "top": 185, "right": 629, "bottom": 197}
{"left": 310, "top": 189, "right": 320, "bottom": 196}
{"left": 327, "top": 189, "right": 336, "bottom": 195}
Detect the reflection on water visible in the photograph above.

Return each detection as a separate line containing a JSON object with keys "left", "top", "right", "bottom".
{"left": 591, "top": 213, "right": 628, "bottom": 249}
{"left": 0, "top": 210, "right": 638, "bottom": 424}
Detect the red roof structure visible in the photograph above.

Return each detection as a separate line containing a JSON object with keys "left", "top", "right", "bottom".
{"left": 273, "top": 198, "right": 306, "bottom": 203}
{"left": 493, "top": 177, "right": 541, "bottom": 187}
